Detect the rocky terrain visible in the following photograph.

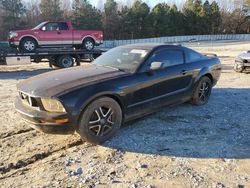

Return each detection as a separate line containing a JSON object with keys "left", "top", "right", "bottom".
{"left": 0, "top": 41, "right": 249, "bottom": 188}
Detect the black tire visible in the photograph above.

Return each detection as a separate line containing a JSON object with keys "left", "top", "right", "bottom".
{"left": 83, "top": 38, "right": 95, "bottom": 51}
{"left": 78, "top": 97, "right": 122, "bottom": 144}
{"left": 234, "top": 63, "right": 244, "bottom": 73}
{"left": 56, "top": 55, "right": 74, "bottom": 68}
{"left": 20, "top": 38, "right": 37, "bottom": 52}
{"left": 190, "top": 76, "right": 212, "bottom": 106}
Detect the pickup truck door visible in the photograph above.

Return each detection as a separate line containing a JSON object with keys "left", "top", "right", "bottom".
{"left": 39, "top": 22, "right": 64, "bottom": 46}
{"left": 57, "top": 22, "right": 73, "bottom": 45}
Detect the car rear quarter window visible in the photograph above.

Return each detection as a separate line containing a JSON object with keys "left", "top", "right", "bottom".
{"left": 149, "top": 49, "right": 184, "bottom": 68}
{"left": 186, "top": 49, "right": 204, "bottom": 63}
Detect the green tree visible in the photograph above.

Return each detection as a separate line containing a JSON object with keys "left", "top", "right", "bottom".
{"left": 103, "top": 0, "right": 119, "bottom": 39}
{"left": 72, "top": 0, "right": 102, "bottom": 30}
{"left": 210, "top": 1, "right": 221, "bottom": 34}
{"left": 0, "top": 0, "right": 26, "bottom": 29}
{"left": 169, "top": 4, "right": 185, "bottom": 35}
{"left": 39, "top": 0, "right": 63, "bottom": 21}
{"left": 151, "top": 3, "right": 171, "bottom": 37}
{"left": 130, "top": 0, "right": 150, "bottom": 38}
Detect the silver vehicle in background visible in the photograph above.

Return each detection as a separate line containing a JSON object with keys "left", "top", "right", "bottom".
{"left": 234, "top": 50, "right": 250, "bottom": 72}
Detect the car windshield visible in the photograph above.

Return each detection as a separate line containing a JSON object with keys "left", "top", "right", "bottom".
{"left": 93, "top": 47, "right": 149, "bottom": 73}
{"left": 32, "top": 22, "right": 47, "bottom": 30}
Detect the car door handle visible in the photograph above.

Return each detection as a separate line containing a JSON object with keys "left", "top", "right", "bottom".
{"left": 57, "top": 31, "right": 61, "bottom": 34}
{"left": 181, "top": 70, "right": 187, "bottom": 75}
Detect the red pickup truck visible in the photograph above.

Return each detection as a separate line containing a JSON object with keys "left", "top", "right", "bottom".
{"left": 8, "top": 21, "right": 103, "bottom": 52}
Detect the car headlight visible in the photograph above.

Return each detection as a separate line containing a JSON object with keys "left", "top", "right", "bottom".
{"left": 41, "top": 98, "right": 66, "bottom": 113}
{"left": 9, "top": 31, "right": 18, "bottom": 38}
{"left": 235, "top": 57, "right": 243, "bottom": 63}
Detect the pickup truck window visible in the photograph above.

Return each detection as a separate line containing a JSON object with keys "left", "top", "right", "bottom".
{"left": 42, "top": 22, "right": 69, "bottom": 31}
{"left": 58, "top": 22, "right": 69, "bottom": 30}
{"left": 42, "top": 23, "right": 60, "bottom": 31}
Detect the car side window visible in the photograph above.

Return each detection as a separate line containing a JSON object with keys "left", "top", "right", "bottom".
{"left": 186, "top": 49, "right": 204, "bottom": 63}
{"left": 42, "top": 23, "right": 60, "bottom": 31}
{"left": 58, "top": 22, "right": 69, "bottom": 30}
{"left": 148, "top": 49, "right": 184, "bottom": 68}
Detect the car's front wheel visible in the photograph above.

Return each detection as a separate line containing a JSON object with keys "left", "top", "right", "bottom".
{"left": 78, "top": 97, "right": 122, "bottom": 144}
{"left": 20, "top": 38, "right": 37, "bottom": 52}
{"left": 234, "top": 63, "right": 245, "bottom": 73}
{"left": 190, "top": 76, "right": 212, "bottom": 106}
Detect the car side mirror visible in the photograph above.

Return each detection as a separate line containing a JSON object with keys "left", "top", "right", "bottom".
{"left": 150, "top": 61, "right": 163, "bottom": 71}
{"left": 41, "top": 26, "right": 46, "bottom": 31}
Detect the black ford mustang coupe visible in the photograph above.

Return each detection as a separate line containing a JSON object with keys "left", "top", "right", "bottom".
{"left": 15, "top": 43, "right": 221, "bottom": 143}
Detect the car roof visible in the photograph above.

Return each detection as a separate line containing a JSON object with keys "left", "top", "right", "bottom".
{"left": 120, "top": 43, "right": 183, "bottom": 50}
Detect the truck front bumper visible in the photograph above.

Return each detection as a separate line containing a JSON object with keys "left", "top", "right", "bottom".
{"left": 15, "top": 98, "right": 75, "bottom": 135}
{"left": 9, "top": 40, "right": 19, "bottom": 48}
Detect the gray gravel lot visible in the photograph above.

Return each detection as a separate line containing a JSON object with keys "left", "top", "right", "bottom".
{"left": 0, "top": 41, "right": 250, "bottom": 188}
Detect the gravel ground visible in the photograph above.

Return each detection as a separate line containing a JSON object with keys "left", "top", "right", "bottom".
{"left": 0, "top": 41, "right": 250, "bottom": 188}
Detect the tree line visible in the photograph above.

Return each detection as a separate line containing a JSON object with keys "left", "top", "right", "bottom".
{"left": 0, "top": 0, "right": 249, "bottom": 41}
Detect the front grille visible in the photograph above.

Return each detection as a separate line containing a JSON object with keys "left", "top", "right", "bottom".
{"left": 19, "top": 92, "right": 39, "bottom": 107}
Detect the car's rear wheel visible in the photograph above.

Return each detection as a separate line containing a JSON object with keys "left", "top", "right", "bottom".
{"left": 190, "top": 76, "right": 212, "bottom": 106}
{"left": 78, "top": 97, "right": 122, "bottom": 144}
{"left": 20, "top": 38, "right": 37, "bottom": 52}
{"left": 83, "top": 38, "right": 95, "bottom": 51}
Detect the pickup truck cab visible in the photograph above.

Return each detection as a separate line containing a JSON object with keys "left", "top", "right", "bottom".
{"left": 8, "top": 21, "right": 103, "bottom": 52}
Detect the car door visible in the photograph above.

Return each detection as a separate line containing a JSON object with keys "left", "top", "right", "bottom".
{"left": 144, "top": 48, "right": 192, "bottom": 101}
{"left": 127, "top": 48, "right": 193, "bottom": 114}
{"left": 39, "top": 22, "right": 63, "bottom": 46}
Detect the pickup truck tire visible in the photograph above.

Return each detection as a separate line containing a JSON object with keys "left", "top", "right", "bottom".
{"left": 20, "top": 38, "right": 37, "bottom": 52}
{"left": 190, "top": 76, "right": 212, "bottom": 106}
{"left": 78, "top": 97, "right": 122, "bottom": 144}
{"left": 83, "top": 38, "right": 95, "bottom": 51}
{"left": 56, "top": 55, "right": 74, "bottom": 68}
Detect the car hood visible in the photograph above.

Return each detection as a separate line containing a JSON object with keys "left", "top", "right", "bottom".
{"left": 17, "top": 64, "right": 127, "bottom": 98}
{"left": 238, "top": 51, "right": 250, "bottom": 60}
{"left": 11, "top": 29, "right": 32, "bottom": 34}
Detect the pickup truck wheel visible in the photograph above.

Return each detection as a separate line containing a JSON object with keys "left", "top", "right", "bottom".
{"left": 190, "top": 76, "right": 212, "bottom": 106}
{"left": 83, "top": 38, "right": 95, "bottom": 51}
{"left": 56, "top": 55, "right": 74, "bottom": 68}
{"left": 78, "top": 97, "right": 122, "bottom": 144}
{"left": 20, "top": 38, "right": 37, "bottom": 52}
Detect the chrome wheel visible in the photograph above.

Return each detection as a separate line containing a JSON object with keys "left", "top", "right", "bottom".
{"left": 88, "top": 106, "right": 114, "bottom": 136}
{"left": 85, "top": 41, "right": 94, "bottom": 51}
{"left": 24, "top": 41, "right": 35, "bottom": 51}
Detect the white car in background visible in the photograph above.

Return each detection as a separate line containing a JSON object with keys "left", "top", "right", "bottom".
{"left": 234, "top": 50, "right": 250, "bottom": 72}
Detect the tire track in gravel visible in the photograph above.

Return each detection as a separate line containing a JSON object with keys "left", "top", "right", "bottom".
{"left": 0, "top": 128, "right": 34, "bottom": 139}
{"left": 0, "top": 139, "right": 85, "bottom": 176}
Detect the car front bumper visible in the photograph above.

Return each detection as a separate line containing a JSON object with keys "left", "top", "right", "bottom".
{"left": 235, "top": 59, "right": 250, "bottom": 67}
{"left": 15, "top": 98, "right": 75, "bottom": 134}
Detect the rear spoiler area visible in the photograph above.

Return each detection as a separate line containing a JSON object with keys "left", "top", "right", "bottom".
{"left": 202, "top": 53, "right": 218, "bottom": 57}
